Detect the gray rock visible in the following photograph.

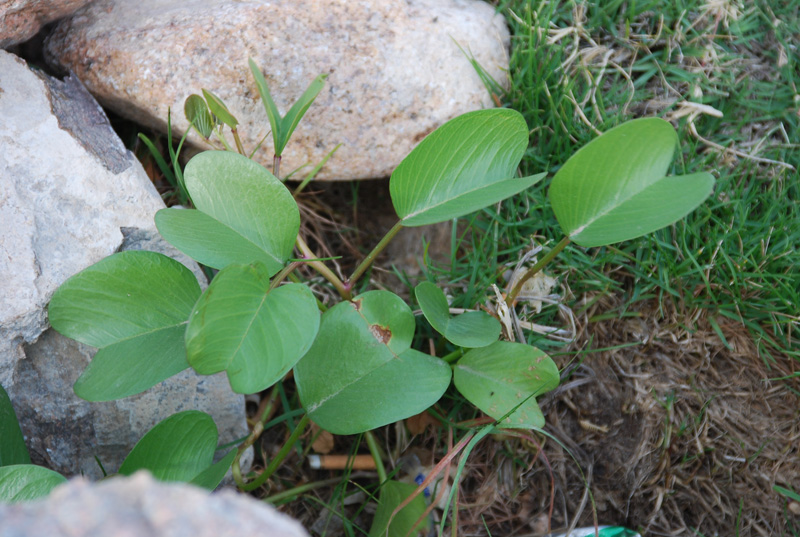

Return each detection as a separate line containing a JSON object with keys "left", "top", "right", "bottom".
{"left": 0, "top": 0, "right": 94, "bottom": 48}
{"left": 44, "top": 0, "right": 510, "bottom": 180}
{"left": 0, "top": 49, "right": 162, "bottom": 389}
{"left": 0, "top": 471, "right": 309, "bottom": 537}
{"left": 0, "top": 50, "right": 249, "bottom": 478}
{"left": 15, "top": 330, "right": 250, "bottom": 479}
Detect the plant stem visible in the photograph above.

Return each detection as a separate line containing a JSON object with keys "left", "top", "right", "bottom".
{"left": 364, "top": 431, "right": 388, "bottom": 483}
{"left": 346, "top": 220, "right": 404, "bottom": 291}
{"left": 232, "top": 386, "right": 280, "bottom": 488}
{"left": 295, "top": 235, "right": 350, "bottom": 299}
{"left": 441, "top": 348, "right": 464, "bottom": 364}
{"left": 214, "top": 126, "right": 235, "bottom": 152}
{"left": 232, "top": 128, "right": 246, "bottom": 156}
{"left": 270, "top": 261, "right": 303, "bottom": 290}
{"left": 264, "top": 477, "right": 357, "bottom": 505}
{"left": 273, "top": 154, "right": 282, "bottom": 178}
{"left": 505, "top": 236, "right": 571, "bottom": 307}
{"left": 294, "top": 144, "right": 341, "bottom": 197}
{"left": 239, "top": 413, "right": 311, "bottom": 492}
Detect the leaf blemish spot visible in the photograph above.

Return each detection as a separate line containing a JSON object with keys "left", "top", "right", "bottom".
{"left": 369, "top": 323, "right": 392, "bottom": 344}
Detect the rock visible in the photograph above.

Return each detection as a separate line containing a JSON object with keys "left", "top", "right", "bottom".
{"left": 14, "top": 330, "right": 252, "bottom": 479}
{"left": 0, "top": 0, "right": 93, "bottom": 48}
{"left": 44, "top": 0, "right": 510, "bottom": 180}
{"left": 0, "top": 50, "right": 249, "bottom": 478}
{"left": 0, "top": 49, "right": 160, "bottom": 388}
{"left": 0, "top": 471, "right": 309, "bottom": 537}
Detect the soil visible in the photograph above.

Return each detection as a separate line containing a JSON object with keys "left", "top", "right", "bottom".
{"left": 454, "top": 293, "right": 800, "bottom": 536}
{"left": 276, "top": 184, "right": 800, "bottom": 537}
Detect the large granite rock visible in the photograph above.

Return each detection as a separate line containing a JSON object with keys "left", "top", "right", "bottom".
{"left": 44, "top": 0, "right": 510, "bottom": 180}
{"left": 0, "top": 0, "right": 93, "bottom": 48}
{"left": 0, "top": 50, "right": 249, "bottom": 478}
{"left": 0, "top": 471, "right": 309, "bottom": 537}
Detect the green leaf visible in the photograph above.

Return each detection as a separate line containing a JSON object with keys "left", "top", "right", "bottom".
{"left": 415, "top": 282, "right": 500, "bottom": 348}
{"left": 137, "top": 132, "right": 176, "bottom": 189}
{"left": 184, "top": 94, "right": 214, "bottom": 138}
{"left": 202, "top": 89, "right": 238, "bottom": 129}
{"left": 279, "top": 73, "right": 327, "bottom": 154}
{"left": 185, "top": 263, "right": 320, "bottom": 394}
{"left": 0, "top": 385, "right": 30, "bottom": 466}
{"left": 119, "top": 411, "right": 217, "bottom": 483}
{"left": 369, "top": 480, "right": 429, "bottom": 537}
{"left": 453, "top": 341, "right": 559, "bottom": 428}
{"left": 248, "top": 58, "right": 326, "bottom": 156}
{"left": 295, "top": 291, "right": 451, "bottom": 435}
{"left": 189, "top": 449, "right": 237, "bottom": 490}
{"left": 48, "top": 251, "right": 201, "bottom": 401}
{"left": 0, "top": 465, "right": 66, "bottom": 503}
{"left": 775, "top": 485, "right": 800, "bottom": 503}
{"left": 548, "top": 118, "right": 715, "bottom": 247}
{"left": 390, "top": 109, "right": 545, "bottom": 227}
{"left": 155, "top": 151, "right": 299, "bottom": 274}
{"left": 249, "top": 58, "right": 283, "bottom": 153}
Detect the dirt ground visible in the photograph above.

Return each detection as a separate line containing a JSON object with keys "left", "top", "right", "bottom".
{"left": 265, "top": 180, "right": 800, "bottom": 537}
{"left": 461, "top": 294, "right": 800, "bottom": 536}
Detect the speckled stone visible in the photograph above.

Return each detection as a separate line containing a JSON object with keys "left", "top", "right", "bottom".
{"left": 0, "top": 0, "right": 93, "bottom": 48}
{"left": 0, "top": 472, "right": 309, "bottom": 537}
{"left": 0, "top": 50, "right": 250, "bottom": 480}
{"left": 44, "top": 0, "right": 510, "bottom": 180}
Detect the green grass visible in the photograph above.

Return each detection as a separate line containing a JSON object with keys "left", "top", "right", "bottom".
{"left": 128, "top": 1, "right": 798, "bottom": 533}
{"left": 427, "top": 0, "right": 799, "bottom": 364}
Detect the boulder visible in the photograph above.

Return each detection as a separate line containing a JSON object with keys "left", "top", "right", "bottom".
{"left": 0, "top": 50, "right": 249, "bottom": 478}
{"left": 0, "top": 0, "right": 93, "bottom": 48}
{"left": 0, "top": 471, "right": 309, "bottom": 537}
{"left": 44, "top": 0, "right": 510, "bottom": 180}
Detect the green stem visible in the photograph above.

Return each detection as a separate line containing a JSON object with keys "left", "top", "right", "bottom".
{"left": 294, "top": 144, "right": 341, "bottom": 197}
{"left": 239, "top": 414, "right": 311, "bottom": 492}
{"left": 295, "top": 235, "right": 349, "bottom": 299}
{"left": 441, "top": 348, "right": 464, "bottom": 364}
{"left": 346, "top": 220, "right": 404, "bottom": 292}
{"left": 214, "top": 126, "right": 235, "bottom": 152}
{"left": 264, "top": 477, "right": 357, "bottom": 505}
{"left": 364, "top": 431, "right": 388, "bottom": 483}
{"left": 232, "top": 128, "right": 246, "bottom": 156}
{"left": 270, "top": 261, "right": 303, "bottom": 290}
{"left": 505, "top": 236, "right": 571, "bottom": 307}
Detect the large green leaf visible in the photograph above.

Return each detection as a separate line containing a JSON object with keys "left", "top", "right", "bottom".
{"left": 549, "top": 118, "right": 715, "bottom": 247}
{"left": 155, "top": 151, "right": 299, "bottom": 274}
{"left": 390, "top": 109, "right": 546, "bottom": 227}
{"left": 0, "top": 465, "right": 66, "bottom": 503}
{"left": 0, "top": 385, "right": 30, "bottom": 467}
{"left": 294, "top": 291, "right": 451, "bottom": 435}
{"left": 453, "top": 341, "right": 559, "bottom": 428}
{"left": 415, "top": 282, "right": 500, "bottom": 348}
{"left": 118, "top": 411, "right": 218, "bottom": 483}
{"left": 185, "top": 262, "right": 320, "bottom": 394}
{"left": 369, "top": 480, "right": 429, "bottom": 537}
{"left": 48, "top": 251, "right": 201, "bottom": 401}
